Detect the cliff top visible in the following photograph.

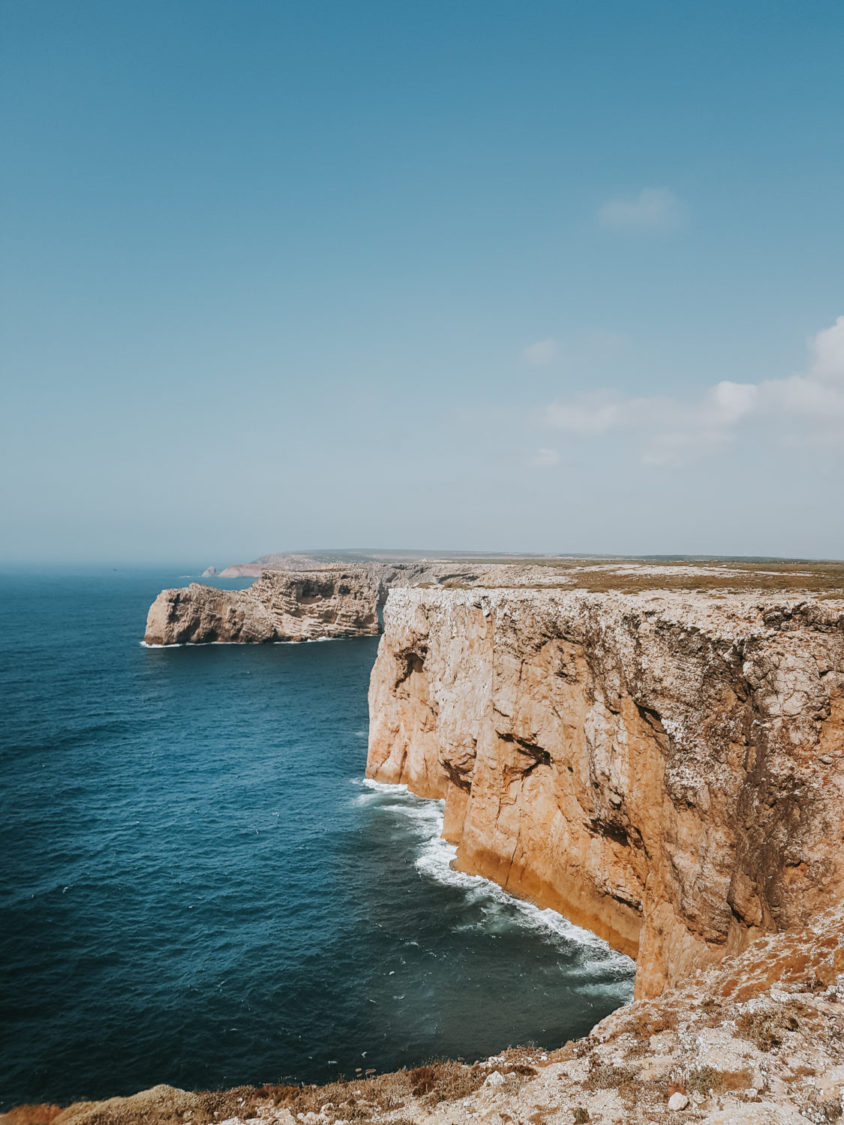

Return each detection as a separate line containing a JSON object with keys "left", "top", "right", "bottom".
{"left": 410, "top": 557, "right": 844, "bottom": 597}
{"left": 209, "top": 551, "right": 844, "bottom": 593}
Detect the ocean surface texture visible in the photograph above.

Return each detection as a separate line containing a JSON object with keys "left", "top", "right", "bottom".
{"left": 0, "top": 571, "right": 633, "bottom": 1110}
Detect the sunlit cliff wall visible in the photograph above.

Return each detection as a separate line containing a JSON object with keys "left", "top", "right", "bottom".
{"left": 367, "top": 586, "right": 844, "bottom": 998}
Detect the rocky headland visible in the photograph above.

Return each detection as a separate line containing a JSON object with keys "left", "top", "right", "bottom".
{"left": 142, "top": 557, "right": 528, "bottom": 646}
{"left": 28, "top": 558, "right": 844, "bottom": 1122}
{"left": 143, "top": 567, "right": 384, "bottom": 645}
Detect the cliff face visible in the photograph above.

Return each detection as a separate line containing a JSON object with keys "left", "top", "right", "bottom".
{"left": 367, "top": 585, "right": 844, "bottom": 998}
{"left": 141, "top": 559, "right": 523, "bottom": 646}
{"left": 143, "top": 568, "right": 381, "bottom": 645}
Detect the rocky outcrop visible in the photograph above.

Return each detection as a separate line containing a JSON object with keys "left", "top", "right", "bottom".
{"left": 143, "top": 568, "right": 381, "bottom": 645}
{"left": 367, "top": 585, "right": 844, "bottom": 999}
{"left": 142, "top": 559, "right": 533, "bottom": 646}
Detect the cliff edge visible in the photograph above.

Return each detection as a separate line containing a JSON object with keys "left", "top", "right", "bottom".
{"left": 366, "top": 567, "right": 844, "bottom": 1000}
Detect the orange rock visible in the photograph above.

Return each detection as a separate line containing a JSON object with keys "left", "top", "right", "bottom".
{"left": 367, "top": 584, "right": 844, "bottom": 997}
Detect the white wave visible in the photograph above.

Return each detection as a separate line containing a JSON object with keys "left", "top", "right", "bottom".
{"left": 361, "top": 780, "right": 633, "bottom": 972}
{"left": 389, "top": 802, "right": 445, "bottom": 836}
{"left": 359, "top": 777, "right": 409, "bottom": 794}
{"left": 351, "top": 777, "right": 410, "bottom": 806}
{"left": 417, "top": 829, "right": 631, "bottom": 965}
{"left": 140, "top": 640, "right": 253, "bottom": 648}
{"left": 143, "top": 637, "right": 361, "bottom": 649}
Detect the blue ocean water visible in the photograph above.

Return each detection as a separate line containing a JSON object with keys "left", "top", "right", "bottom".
{"left": 0, "top": 570, "right": 633, "bottom": 1111}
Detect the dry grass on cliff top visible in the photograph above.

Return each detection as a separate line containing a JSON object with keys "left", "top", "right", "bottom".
{"left": 565, "top": 559, "right": 844, "bottom": 596}
{"left": 436, "top": 558, "right": 844, "bottom": 597}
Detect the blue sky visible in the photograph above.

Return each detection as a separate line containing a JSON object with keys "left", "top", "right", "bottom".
{"left": 2, "top": 0, "right": 843, "bottom": 564}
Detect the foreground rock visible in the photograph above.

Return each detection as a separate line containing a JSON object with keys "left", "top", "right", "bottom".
{"left": 144, "top": 568, "right": 381, "bottom": 645}
{"left": 367, "top": 581, "right": 844, "bottom": 999}
{"left": 7, "top": 902, "right": 843, "bottom": 1124}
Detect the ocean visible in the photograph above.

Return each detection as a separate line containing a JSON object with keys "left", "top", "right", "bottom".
{"left": 0, "top": 569, "right": 633, "bottom": 1111}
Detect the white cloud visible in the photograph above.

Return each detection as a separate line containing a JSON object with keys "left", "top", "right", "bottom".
{"left": 709, "top": 380, "right": 759, "bottom": 424}
{"left": 529, "top": 447, "right": 560, "bottom": 468}
{"left": 597, "top": 187, "right": 685, "bottom": 233}
{"left": 542, "top": 315, "right": 844, "bottom": 466}
{"left": 758, "top": 316, "right": 844, "bottom": 430}
{"left": 523, "top": 338, "right": 558, "bottom": 366}
{"left": 811, "top": 315, "right": 844, "bottom": 382}
{"left": 545, "top": 391, "right": 625, "bottom": 434}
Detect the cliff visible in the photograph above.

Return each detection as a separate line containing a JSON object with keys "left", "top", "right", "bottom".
{"left": 366, "top": 579, "right": 844, "bottom": 1000}
{"left": 142, "top": 559, "right": 521, "bottom": 645}
{"left": 145, "top": 557, "right": 844, "bottom": 998}
{"left": 143, "top": 568, "right": 381, "bottom": 645}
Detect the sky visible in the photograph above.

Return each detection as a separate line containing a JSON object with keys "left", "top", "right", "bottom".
{"left": 1, "top": 0, "right": 843, "bottom": 565}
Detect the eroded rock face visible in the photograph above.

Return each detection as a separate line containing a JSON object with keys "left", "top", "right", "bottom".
{"left": 143, "top": 568, "right": 381, "bottom": 645}
{"left": 366, "top": 586, "right": 844, "bottom": 998}
{"left": 141, "top": 560, "right": 539, "bottom": 646}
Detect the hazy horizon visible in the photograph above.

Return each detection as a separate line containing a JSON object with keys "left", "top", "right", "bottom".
{"left": 2, "top": 2, "right": 843, "bottom": 564}
{"left": 3, "top": 547, "right": 842, "bottom": 573}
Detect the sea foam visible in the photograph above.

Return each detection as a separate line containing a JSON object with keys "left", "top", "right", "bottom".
{"left": 356, "top": 778, "right": 634, "bottom": 972}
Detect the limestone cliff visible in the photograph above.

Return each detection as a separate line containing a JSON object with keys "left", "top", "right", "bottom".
{"left": 366, "top": 582, "right": 844, "bottom": 999}
{"left": 143, "top": 568, "right": 381, "bottom": 645}
{"left": 142, "top": 559, "right": 521, "bottom": 645}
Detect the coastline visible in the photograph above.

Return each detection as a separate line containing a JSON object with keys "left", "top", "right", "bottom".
{"left": 6, "top": 558, "right": 844, "bottom": 1121}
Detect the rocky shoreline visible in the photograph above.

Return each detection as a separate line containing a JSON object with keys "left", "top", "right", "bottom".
{"left": 141, "top": 558, "right": 505, "bottom": 646}
{"left": 11, "top": 558, "right": 843, "bottom": 1124}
